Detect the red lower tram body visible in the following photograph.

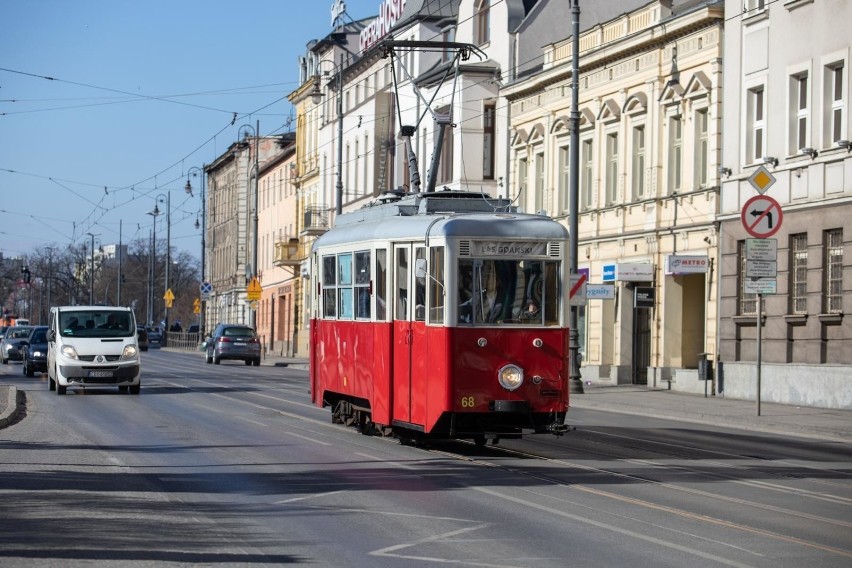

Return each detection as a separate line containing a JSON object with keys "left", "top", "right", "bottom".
{"left": 310, "top": 319, "right": 569, "bottom": 442}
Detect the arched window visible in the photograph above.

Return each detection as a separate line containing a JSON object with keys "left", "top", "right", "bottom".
{"left": 475, "top": 0, "right": 490, "bottom": 46}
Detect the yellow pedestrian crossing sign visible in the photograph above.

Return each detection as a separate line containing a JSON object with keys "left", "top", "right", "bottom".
{"left": 164, "top": 288, "right": 175, "bottom": 309}
{"left": 193, "top": 298, "right": 201, "bottom": 314}
{"left": 247, "top": 277, "right": 261, "bottom": 301}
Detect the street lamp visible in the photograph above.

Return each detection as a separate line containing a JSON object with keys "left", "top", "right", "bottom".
{"left": 44, "top": 246, "right": 53, "bottom": 319}
{"left": 310, "top": 53, "right": 345, "bottom": 216}
{"left": 147, "top": 202, "right": 161, "bottom": 327}
{"left": 85, "top": 232, "right": 99, "bottom": 305}
{"left": 186, "top": 165, "right": 206, "bottom": 336}
{"left": 238, "top": 122, "right": 260, "bottom": 329}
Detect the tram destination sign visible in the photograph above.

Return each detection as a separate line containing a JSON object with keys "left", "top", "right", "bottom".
{"left": 472, "top": 241, "right": 548, "bottom": 257}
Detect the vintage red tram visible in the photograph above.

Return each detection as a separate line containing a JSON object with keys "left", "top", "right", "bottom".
{"left": 309, "top": 190, "right": 570, "bottom": 444}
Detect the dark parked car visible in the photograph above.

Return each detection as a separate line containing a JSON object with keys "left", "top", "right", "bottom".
{"left": 136, "top": 326, "right": 149, "bottom": 352}
{"left": 146, "top": 326, "right": 162, "bottom": 347}
{"left": 205, "top": 323, "right": 261, "bottom": 366}
{"left": 22, "top": 325, "right": 48, "bottom": 377}
{"left": 1, "top": 325, "right": 35, "bottom": 364}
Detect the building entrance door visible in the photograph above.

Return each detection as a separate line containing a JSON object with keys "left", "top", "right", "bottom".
{"left": 632, "top": 308, "right": 651, "bottom": 385}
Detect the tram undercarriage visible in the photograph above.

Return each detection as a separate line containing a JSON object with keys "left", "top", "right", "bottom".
{"left": 325, "top": 394, "right": 569, "bottom": 446}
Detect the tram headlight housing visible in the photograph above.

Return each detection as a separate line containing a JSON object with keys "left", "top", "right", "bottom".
{"left": 498, "top": 364, "right": 524, "bottom": 391}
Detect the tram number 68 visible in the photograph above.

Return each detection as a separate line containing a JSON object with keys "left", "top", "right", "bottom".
{"left": 460, "top": 396, "right": 475, "bottom": 408}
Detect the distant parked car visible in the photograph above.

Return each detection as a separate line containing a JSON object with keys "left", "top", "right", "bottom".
{"left": 205, "top": 323, "right": 261, "bottom": 366}
{"left": 136, "top": 326, "right": 149, "bottom": 352}
{"left": 22, "top": 325, "right": 49, "bottom": 377}
{"left": 1, "top": 325, "right": 35, "bottom": 364}
{"left": 146, "top": 326, "right": 162, "bottom": 347}
{"left": 187, "top": 324, "right": 200, "bottom": 334}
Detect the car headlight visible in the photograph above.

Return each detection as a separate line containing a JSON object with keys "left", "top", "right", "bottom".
{"left": 32, "top": 350, "right": 44, "bottom": 357}
{"left": 60, "top": 345, "right": 79, "bottom": 360}
{"left": 498, "top": 364, "right": 524, "bottom": 391}
{"left": 121, "top": 345, "right": 138, "bottom": 359}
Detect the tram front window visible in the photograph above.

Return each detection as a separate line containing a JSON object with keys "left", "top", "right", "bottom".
{"left": 458, "top": 258, "right": 559, "bottom": 325}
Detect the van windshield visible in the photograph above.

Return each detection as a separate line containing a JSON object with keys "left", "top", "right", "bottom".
{"left": 59, "top": 310, "right": 134, "bottom": 338}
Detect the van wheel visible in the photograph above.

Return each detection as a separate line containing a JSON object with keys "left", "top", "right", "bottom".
{"left": 129, "top": 384, "right": 140, "bottom": 394}
{"left": 244, "top": 359, "right": 252, "bottom": 366}
{"left": 49, "top": 377, "right": 56, "bottom": 391}
{"left": 56, "top": 384, "right": 66, "bottom": 395}
{"left": 253, "top": 358, "right": 261, "bottom": 366}
{"left": 214, "top": 356, "right": 221, "bottom": 365}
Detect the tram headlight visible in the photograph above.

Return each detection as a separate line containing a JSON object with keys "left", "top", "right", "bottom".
{"left": 498, "top": 364, "right": 524, "bottom": 391}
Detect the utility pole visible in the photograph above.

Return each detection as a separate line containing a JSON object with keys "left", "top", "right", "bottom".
{"left": 568, "top": 0, "right": 585, "bottom": 394}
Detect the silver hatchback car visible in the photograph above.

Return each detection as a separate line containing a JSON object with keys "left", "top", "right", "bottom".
{"left": 204, "top": 324, "right": 261, "bottom": 366}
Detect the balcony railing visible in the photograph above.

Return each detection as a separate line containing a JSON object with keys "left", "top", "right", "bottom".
{"left": 301, "top": 206, "right": 329, "bottom": 236}
{"left": 274, "top": 238, "right": 305, "bottom": 267}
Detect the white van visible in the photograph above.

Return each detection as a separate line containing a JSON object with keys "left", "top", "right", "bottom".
{"left": 47, "top": 306, "right": 141, "bottom": 395}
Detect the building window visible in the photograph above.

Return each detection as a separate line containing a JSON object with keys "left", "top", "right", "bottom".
{"left": 581, "top": 138, "right": 593, "bottom": 210}
{"left": 631, "top": 125, "right": 645, "bottom": 200}
{"left": 558, "top": 144, "right": 570, "bottom": 213}
{"left": 694, "top": 109, "right": 709, "bottom": 188}
{"left": 738, "top": 241, "right": 757, "bottom": 315}
{"left": 483, "top": 103, "right": 495, "bottom": 179}
{"left": 825, "top": 62, "right": 846, "bottom": 145}
{"left": 605, "top": 132, "right": 618, "bottom": 205}
{"left": 535, "top": 151, "right": 545, "bottom": 213}
{"left": 790, "top": 234, "right": 808, "bottom": 314}
{"left": 747, "top": 86, "right": 765, "bottom": 163}
{"left": 790, "top": 72, "right": 809, "bottom": 152}
{"left": 517, "top": 156, "right": 528, "bottom": 202}
{"left": 475, "top": 0, "right": 490, "bottom": 45}
{"left": 438, "top": 107, "right": 453, "bottom": 184}
{"left": 442, "top": 28, "right": 456, "bottom": 63}
{"left": 668, "top": 115, "right": 682, "bottom": 194}
{"left": 823, "top": 229, "right": 843, "bottom": 314}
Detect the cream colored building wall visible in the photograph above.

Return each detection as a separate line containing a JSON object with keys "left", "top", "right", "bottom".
{"left": 505, "top": 1, "right": 724, "bottom": 385}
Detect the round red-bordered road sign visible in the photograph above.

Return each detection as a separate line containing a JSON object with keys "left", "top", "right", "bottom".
{"left": 741, "top": 194, "right": 783, "bottom": 238}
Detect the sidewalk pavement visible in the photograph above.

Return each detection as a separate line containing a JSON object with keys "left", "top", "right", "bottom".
{"left": 3, "top": 355, "right": 850, "bottom": 443}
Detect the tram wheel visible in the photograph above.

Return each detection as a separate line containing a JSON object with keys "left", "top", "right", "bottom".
{"left": 473, "top": 436, "right": 486, "bottom": 448}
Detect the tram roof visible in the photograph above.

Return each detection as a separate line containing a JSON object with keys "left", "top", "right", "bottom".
{"left": 313, "top": 191, "right": 568, "bottom": 250}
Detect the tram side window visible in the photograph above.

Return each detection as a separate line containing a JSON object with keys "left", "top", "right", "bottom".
{"left": 395, "top": 248, "right": 409, "bottom": 320}
{"left": 429, "top": 247, "right": 445, "bottom": 324}
{"left": 414, "top": 248, "right": 427, "bottom": 321}
{"left": 338, "top": 253, "right": 354, "bottom": 319}
{"left": 322, "top": 255, "right": 337, "bottom": 318}
{"left": 355, "top": 251, "right": 371, "bottom": 319}
{"left": 376, "top": 249, "right": 387, "bottom": 320}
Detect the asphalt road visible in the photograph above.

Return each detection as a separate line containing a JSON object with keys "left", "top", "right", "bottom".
{"left": 1, "top": 350, "right": 850, "bottom": 567}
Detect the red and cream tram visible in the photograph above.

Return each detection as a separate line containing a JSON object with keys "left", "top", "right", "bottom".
{"left": 310, "top": 189, "right": 570, "bottom": 444}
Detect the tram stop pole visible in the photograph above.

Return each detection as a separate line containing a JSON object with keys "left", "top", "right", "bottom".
{"left": 568, "top": 0, "right": 584, "bottom": 394}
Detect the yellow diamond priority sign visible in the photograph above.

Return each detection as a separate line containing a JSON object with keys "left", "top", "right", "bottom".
{"left": 748, "top": 165, "right": 776, "bottom": 195}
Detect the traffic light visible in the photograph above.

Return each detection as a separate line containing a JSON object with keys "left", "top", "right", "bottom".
{"left": 20, "top": 266, "right": 31, "bottom": 283}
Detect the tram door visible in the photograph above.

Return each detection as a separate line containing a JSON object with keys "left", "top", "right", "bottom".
{"left": 391, "top": 244, "right": 428, "bottom": 426}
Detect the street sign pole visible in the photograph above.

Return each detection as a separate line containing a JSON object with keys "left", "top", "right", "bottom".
{"left": 756, "top": 293, "right": 762, "bottom": 416}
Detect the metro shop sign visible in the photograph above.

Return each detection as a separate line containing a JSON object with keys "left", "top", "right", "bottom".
{"left": 665, "top": 254, "right": 709, "bottom": 275}
{"left": 360, "top": 0, "right": 407, "bottom": 53}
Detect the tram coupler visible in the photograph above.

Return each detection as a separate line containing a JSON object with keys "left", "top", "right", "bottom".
{"left": 548, "top": 422, "right": 571, "bottom": 436}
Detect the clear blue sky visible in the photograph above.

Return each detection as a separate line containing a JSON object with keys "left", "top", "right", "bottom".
{"left": 0, "top": 0, "right": 381, "bottom": 260}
